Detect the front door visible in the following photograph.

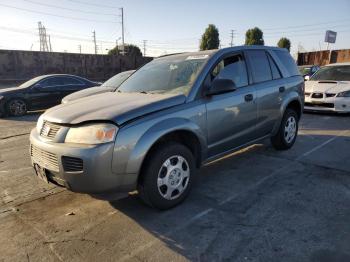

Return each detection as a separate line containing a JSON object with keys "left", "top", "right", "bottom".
{"left": 205, "top": 53, "right": 257, "bottom": 157}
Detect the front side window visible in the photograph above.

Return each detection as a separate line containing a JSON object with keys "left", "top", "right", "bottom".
{"left": 246, "top": 50, "right": 272, "bottom": 83}
{"left": 118, "top": 54, "right": 210, "bottom": 96}
{"left": 211, "top": 54, "right": 248, "bottom": 88}
{"left": 311, "top": 66, "right": 350, "bottom": 81}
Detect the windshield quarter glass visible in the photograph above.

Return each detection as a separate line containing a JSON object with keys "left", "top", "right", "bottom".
{"left": 117, "top": 54, "right": 210, "bottom": 96}
{"left": 311, "top": 66, "right": 350, "bottom": 81}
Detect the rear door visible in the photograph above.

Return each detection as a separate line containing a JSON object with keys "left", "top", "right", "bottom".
{"left": 245, "top": 50, "right": 283, "bottom": 136}
{"left": 58, "top": 76, "right": 87, "bottom": 100}
{"left": 205, "top": 52, "right": 258, "bottom": 157}
{"left": 28, "top": 77, "right": 64, "bottom": 109}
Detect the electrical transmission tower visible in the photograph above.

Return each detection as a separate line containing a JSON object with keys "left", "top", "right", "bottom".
{"left": 38, "top": 22, "right": 51, "bottom": 52}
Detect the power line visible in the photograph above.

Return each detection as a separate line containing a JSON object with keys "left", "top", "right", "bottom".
{"left": 0, "top": 3, "right": 117, "bottom": 23}
{"left": 264, "top": 23, "right": 350, "bottom": 35}
{"left": 66, "top": 0, "right": 119, "bottom": 9}
{"left": 21, "top": 0, "right": 116, "bottom": 16}
{"left": 263, "top": 18, "right": 350, "bottom": 31}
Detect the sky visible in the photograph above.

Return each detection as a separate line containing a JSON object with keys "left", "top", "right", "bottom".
{"left": 0, "top": 0, "right": 349, "bottom": 57}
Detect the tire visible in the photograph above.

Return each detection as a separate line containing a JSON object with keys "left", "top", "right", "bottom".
{"left": 271, "top": 108, "right": 299, "bottom": 150}
{"left": 138, "top": 142, "right": 196, "bottom": 210}
{"left": 6, "top": 99, "right": 27, "bottom": 116}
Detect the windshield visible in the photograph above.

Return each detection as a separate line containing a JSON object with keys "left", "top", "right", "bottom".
{"left": 299, "top": 66, "right": 311, "bottom": 75}
{"left": 19, "top": 76, "right": 46, "bottom": 88}
{"left": 102, "top": 71, "right": 133, "bottom": 88}
{"left": 311, "top": 65, "right": 350, "bottom": 81}
{"left": 117, "top": 54, "right": 209, "bottom": 95}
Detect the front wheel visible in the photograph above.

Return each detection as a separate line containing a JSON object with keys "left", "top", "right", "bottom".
{"left": 6, "top": 99, "right": 27, "bottom": 116}
{"left": 138, "top": 142, "right": 196, "bottom": 210}
{"left": 271, "top": 108, "right": 299, "bottom": 150}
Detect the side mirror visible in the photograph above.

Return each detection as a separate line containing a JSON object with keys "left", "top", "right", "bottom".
{"left": 206, "top": 78, "right": 236, "bottom": 96}
{"left": 304, "top": 75, "right": 310, "bottom": 81}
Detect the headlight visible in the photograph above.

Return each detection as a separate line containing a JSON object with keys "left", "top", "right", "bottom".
{"left": 337, "top": 90, "right": 350, "bottom": 97}
{"left": 0, "top": 95, "right": 4, "bottom": 100}
{"left": 36, "top": 114, "right": 44, "bottom": 133}
{"left": 65, "top": 123, "right": 118, "bottom": 144}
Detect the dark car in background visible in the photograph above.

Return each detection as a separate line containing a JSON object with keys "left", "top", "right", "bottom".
{"left": 298, "top": 65, "right": 320, "bottom": 80}
{"left": 62, "top": 70, "right": 135, "bottom": 104}
{"left": 0, "top": 74, "right": 100, "bottom": 116}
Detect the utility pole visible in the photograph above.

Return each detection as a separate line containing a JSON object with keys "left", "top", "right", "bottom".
{"left": 143, "top": 40, "right": 147, "bottom": 57}
{"left": 92, "top": 30, "right": 97, "bottom": 54}
{"left": 119, "top": 8, "right": 125, "bottom": 55}
{"left": 230, "top": 30, "right": 235, "bottom": 47}
{"left": 78, "top": 44, "right": 82, "bottom": 54}
{"left": 48, "top": 35, "right": 52, "bottom": 52}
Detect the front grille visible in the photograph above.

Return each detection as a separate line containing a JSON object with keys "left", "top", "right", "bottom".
{"left": 311, "top": 93, "right": 323, "bottom": 99}
{"left": 62, "top": 156, "right": 83, "bottom": 172}
{"left": 305, "top": 102, "right": 334, "bottom": 108}
{"left": 326, "top": 93, "right": 336, "bottom": 97}
{"left": 40, "top": 121, "right": 61, "bottom": 139}
{"left": 30, "top": 145, "right": 59, "bottom": 172}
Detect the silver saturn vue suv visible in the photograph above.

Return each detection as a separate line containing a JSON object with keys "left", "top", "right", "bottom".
{"left": 30, "top": 46, "right": 304, "bottom": 209}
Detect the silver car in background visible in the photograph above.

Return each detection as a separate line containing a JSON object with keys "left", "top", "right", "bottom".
{"left": 61, "top": 70, "right": 135, "bottom": 104}
{"left": 304, "top": 63, "right": 350, "bottom": 113}
{"left": 30, "top": 46, "right": 304, "bottom": 209}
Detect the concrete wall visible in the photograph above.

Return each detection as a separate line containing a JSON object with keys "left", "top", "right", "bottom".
{"left": 0, "top": 49, "right": 152, "bottom": 87}
{"left": 297, "top": 49, "right": 350, "bottom": 66}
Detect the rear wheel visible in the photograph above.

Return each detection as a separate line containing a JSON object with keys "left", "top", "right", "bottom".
{"left": 271, "top": 108, "right": 299, "bottom": 150}
{"left": 138, "top": 142, "right": 196, "bottom": 210}
{"left": 6, "top": 99, "right": 27, "bottom": 116}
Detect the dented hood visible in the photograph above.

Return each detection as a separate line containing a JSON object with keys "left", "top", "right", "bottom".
{"left": 43, "top": 92, "right": 186, "bottom": 125}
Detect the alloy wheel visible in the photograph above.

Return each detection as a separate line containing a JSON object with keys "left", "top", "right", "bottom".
{"left": 284, "top": 116, "right": 297, "bottom": 144}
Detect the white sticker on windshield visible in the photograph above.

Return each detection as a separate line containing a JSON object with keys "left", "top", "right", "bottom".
{"left": 186, "top": 55, "right": 209, "bottom": 60}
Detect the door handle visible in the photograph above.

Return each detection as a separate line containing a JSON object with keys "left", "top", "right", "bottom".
{"left": 244, "top": 94, "right": 254, "bottom": 102}
{"left": 279, "top": 86, "right": 286, "bottom": 93}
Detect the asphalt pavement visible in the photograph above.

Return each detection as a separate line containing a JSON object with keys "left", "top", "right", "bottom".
{"left": 0, "top": 112, "right": 349, "bottom": 262}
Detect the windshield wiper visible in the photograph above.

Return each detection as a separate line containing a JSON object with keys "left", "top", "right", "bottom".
{"left": 139, "top": 91, "right": 148, "bottom": 94}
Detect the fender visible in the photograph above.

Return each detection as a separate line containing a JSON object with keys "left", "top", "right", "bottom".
{"left": 126, "top": 117, "right": 207, "bottom": 175}
{"left": 271, "top": 90, "right": 303, "bottom": 136}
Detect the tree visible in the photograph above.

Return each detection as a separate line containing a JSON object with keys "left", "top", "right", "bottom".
{"left": 108, "top": 44, "right": 142, "bottom": 56}
{"left": 245, "top": 27, "right": 264, "bottom": 45}
{"left": 277, "top": 37, "right": 291, "bottom": 52}
{"left": 200, "top": 24, "right": 220, "bottom": 50}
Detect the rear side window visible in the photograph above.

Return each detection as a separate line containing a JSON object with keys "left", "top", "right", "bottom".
{"left": 62, "top": 77, "right": 84, "bottom": 85}
{"left": 246, "top": 50, "right": 272, "bottom": 83}
{"left": 273, "top": 50, "right": 299, "bottom": 77}
{"left": 267, "top": 54, "right": 282, "bottom": 79}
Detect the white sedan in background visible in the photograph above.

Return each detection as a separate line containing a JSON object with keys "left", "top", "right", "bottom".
{"left": 304, "top": 62, "right": 350, "bottom": 113}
